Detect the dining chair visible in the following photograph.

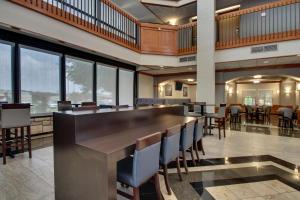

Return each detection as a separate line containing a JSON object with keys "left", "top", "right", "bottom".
{"left": 0, "top": 104, "right": 31, "bottom": 164}
{"left": 278, "top": 107, "right": 294, "bottom": 130}
{"left": 193, "top": 117, "right": 205, "bottom": 162}
{"left": 230, "top": 106, "right": 241, "bottom": 124}
{"left": 57, "top": 101, "right": 72, "bottom": 111}
{"left": 160, "top": 124, "right": 183, "bottom": 195}
{"left": 117, "top": 132, "right": 162, "bottom": 200}
{"left": 180, "top": 119, "right": 197, "bottom": 173}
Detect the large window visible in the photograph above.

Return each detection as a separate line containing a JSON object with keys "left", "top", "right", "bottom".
{"left": 97, "top": 64, "right": 116, "bottom": 105}
{"left": 66, "top": 57, "right": 94, "bottom": 104}
{"left": 20, "top": 47, "right": 60, "bottom": 114}
{"left": 119, "top": 69, "right": 134, "bottom": 106}
{"left": 0, "top": 43, "right": 12, "bottom": 102}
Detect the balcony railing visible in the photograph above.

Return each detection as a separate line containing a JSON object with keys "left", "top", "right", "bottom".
{"left": 178, "top": 22, "right": 197, "bottom": 55}
{"left": 8, "top": 0, "right": 300, "bottom": 55}
{"left": 10, "top": 0, "right": 141, "bottom": 51}
{"left": 216, "top": 0, "right": 300, "bottom": 49}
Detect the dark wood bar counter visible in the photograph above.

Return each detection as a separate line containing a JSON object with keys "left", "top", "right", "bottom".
{"left": 53, "top": 105, "right": 194, "bottom": 200}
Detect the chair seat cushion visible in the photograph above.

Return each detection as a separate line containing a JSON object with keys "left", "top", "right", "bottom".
{"left": 117, "top": 156, "right": 135, "bottom": 187}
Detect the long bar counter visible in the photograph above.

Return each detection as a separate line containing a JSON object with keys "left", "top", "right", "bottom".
{"left": 53, "top": 105, "right": 194, "bottom": 200}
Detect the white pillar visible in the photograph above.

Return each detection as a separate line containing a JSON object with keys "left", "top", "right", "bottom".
{"left": 196, "top": 0, "right": 216, "bottom": 113}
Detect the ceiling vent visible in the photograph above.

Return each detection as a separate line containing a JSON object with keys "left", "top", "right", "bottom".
{"left": 251, "top": 44, "right": 278, "bottom": 53}
{"left": 179, "top": 55, "right": 196, "bottom": 63}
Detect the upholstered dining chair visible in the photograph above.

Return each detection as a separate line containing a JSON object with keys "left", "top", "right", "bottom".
{"left": 193, "top": 117, "right": 205, "bottom": 162}
{"left": 180, "top": 119, "right": 197, "bottom": 173}
{"left": 57, "top": 101, "right": 72, "bottom": 111}
{"left": 278, "top": 107, "right": 294, "bottom": 130}
{"left": 117, "top": 132, "right": 162, "bottom": 200}
{"left": 0, "top": 104, "right": 31, "bottom": 164}
{"left": 160, "top": 124, "right": 183, "bottom": 195}
{"left": 230, "top": 106, "right": 241, "bottom": 124}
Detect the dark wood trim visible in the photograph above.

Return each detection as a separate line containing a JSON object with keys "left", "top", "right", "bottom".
{"left": 138, "top": 71, "right": 154, "bottom": 77}
{"left": 1, "top": 103, "right": 30, "bottom": 109}
{"left": 165, "top": 124, "right": 182, "bottom": 137}
{"left": 116, "top": 68, "right": 120, "bottom": 106}
{"left": 13, "top": 43, "right": 20, "bottom": 103}
{"left": 136, "top": 132, "right": 162, "bottom": 151}
{"left": 60, "top": 55, "right": 66, "bottom": 101}
{"left": 93, "top": 62, "right": 97, "bottom": 103}
{"left": 151, "top": 72, "right": 196, "bottom": 77}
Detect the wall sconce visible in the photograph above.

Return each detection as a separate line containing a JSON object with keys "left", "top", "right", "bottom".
{"left": 297, "top": 83, "right": 300, "bottom": 91}
{"left": 285, "top": 87, "right": 292, "bottom": 95}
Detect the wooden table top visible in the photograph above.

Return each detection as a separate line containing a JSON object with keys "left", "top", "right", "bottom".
{"left": 78, "top": 115, "right": 195, "bottom": 156}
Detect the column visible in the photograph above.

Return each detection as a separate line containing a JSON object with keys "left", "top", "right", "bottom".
{"left": 196, "top": 0, "right": 216, "bottom": 113}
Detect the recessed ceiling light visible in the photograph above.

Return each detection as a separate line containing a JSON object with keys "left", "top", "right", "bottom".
{"left": 253, "top": 80, "right": 260, "bottom": 84}
{"left": 254, "top": 75, "right": 262, "bottom": 79}
{"left": 168, "top": 18, "right": 177, "bottom": 25}
{"left": 263, "top": 60, "right": 269, "bottom": 64}
{"left": 187, "top": 79, "right": 194, "bottom": 82}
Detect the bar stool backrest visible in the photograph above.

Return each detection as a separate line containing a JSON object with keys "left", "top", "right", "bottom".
{"left": 194, "top": 105, "right": 201, "bottom": 113}
{"left": 180, "top": 120, "right": 196, "bottom": 151}
{"left": 230, "top": 106, "right": 240, "bottom": 115}
{"left": 0, "top": 104, "right": 30, "bottom": 129}
{"left": 132, "top": 132, "right": 162, "bottom": 187}
{"left": 282, "top": 107, "right": 293, "bottom": 119}
{"left": 58, "top": 101, "right": 72, "bottom": 111}
{"left": 194, "top": 118, "right": 205, "bottom": 142}
{"left": 218, "top": 104, "right": 227, "bottom": 117}
{"left": 161, "top": 125, "right": 181, "bottom": 165}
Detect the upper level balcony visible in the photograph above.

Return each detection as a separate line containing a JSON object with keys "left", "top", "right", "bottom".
{"left": 8, "top": 0, "right": 300, "bottom": 56}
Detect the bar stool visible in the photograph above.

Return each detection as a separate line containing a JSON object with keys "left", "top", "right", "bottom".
{"left": 180, "top": 120, "right": 197, "bottom": 173}
{"left": 160, "top": 124, "right": 183, "bottom": 195}
{"left": 117, "top": 132, "right": 162, "bottom": 200}
{"left": 193, "top": 118, "right": 205, "bottom": 162}
{"left": 57, "top": 101, "right": 72, "bottom": 111}
{"left": 0, "top": 104, "right": 31, "bottom": 165}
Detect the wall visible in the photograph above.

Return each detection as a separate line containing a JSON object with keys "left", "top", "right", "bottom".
{"left": 280, "top": 79, "right": 296, "bottom": 106}
{"left": 189, "top": 85, "right": 197, "bottom": 102}
{"left": 236, "top": 83, "right": 280, "bottom": 105}
{"left": 216, "top": 84, "right": 226, "bottom": 106}
{"left": 138, "top": 74, "right": 154, "bottom": 98}
{"left": 158, "top": 81, "right": 193, "bottom": 99}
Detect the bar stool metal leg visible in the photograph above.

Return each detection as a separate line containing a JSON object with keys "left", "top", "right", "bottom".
{"left": 2, "top": 129, "right": 6, "bottom": 165}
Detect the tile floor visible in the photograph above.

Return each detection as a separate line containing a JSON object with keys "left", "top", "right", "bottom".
{"left": 1, "top": 125, "right": 300, "bottom": 200}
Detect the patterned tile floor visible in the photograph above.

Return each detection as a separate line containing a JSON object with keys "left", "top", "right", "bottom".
{"left": 1, "top": 125, "right": 300, "bottom": 200}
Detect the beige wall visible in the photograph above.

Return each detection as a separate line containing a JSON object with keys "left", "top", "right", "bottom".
{"left": 189, "top": 85, "right": 197, "bottom": 102}
{"left": 158, "top": 81, "right": 193, "bottom": 99}
{"left": 138, "top": 74, "right": 154, "bottom": 98}
{"left": 280, "top": 79, "right": 296, "bottom": 106}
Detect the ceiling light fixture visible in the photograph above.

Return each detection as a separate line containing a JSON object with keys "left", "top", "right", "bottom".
{"left": 187, "top": 79, "right": 194, "bottom": 82}
{"left": 253, "top": 80, "right": 260, "bottom": 84}
{"left": 254, "top": 75, "right": 262, "bottom": 79}
{"left": 216, "top": 5, "right": 241, "bottom": 14}
{"left": 263, "top": 60, "right": 269, "bottom": 64}
{"left": 188, "top": 68, "right": 193, "bottom": 70}
{"left": 168, "top": 18, "right": 177, "bottom": 25}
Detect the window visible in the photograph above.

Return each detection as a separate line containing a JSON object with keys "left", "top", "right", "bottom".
{"left": 0, "top": 43, "right": 13, "bottom": 102}
{"left": 119, "top": 69, "right": 134, "bottom": 106}
{"left": 244, "top": 96, "right": 255, "bottom": 106}
{"left": 258, "top": 90, "right": 273, "bottom": 106}
{"left": 20, "top": 48, "right": 60, "bottom": 114}
{"left": 66, "top": 57, "right": 94, "bottom": 104}
{"left": 97, "top": 64, "right": 116, "bottom": 105}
